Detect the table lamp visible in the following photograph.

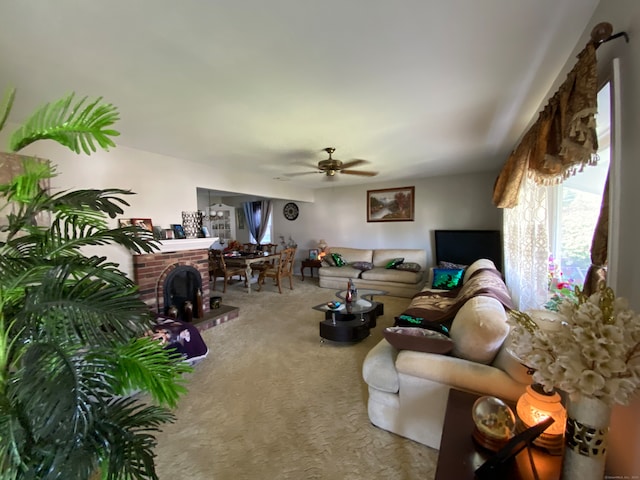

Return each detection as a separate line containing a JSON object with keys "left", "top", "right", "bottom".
{"left": 515, "top": 383, "right": 566, "bottom": 455}
{"left": 317, "top": 239, "right": 328, "bottom": 260}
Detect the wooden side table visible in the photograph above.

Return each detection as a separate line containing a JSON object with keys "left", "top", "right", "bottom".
{"left": 435, "top": 389, "right": 562, "bottom": 480}
{"left": 301, "top": 259, "right": 322, "bottom": 281}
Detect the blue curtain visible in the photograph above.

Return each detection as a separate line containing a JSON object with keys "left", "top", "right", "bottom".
{"left": 243, "top": 200, "right": 272, "bottom": 244}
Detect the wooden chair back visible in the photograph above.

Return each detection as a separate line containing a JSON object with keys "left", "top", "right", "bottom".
{"left": 257, "top": 247, "right": 296, "bottom": 293}
{"left": 261, "top": 243, "right": 278, "bottom": 255}
{"left": 278, "top": 247, "right": 296, "bottom": 277}
{"left": 208, "top": 249, "right": 228, "bottom": 275}
{"left": 250, "top": 243, "right": 279, "bottom": 274}
{"left": 243, "top": 243, "right": 257, "bottom": 253}
{"left": 209, "top": 249, "right": 247, "bottom": 292}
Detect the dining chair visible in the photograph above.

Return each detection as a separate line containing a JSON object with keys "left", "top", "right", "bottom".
{"left": 257, "top": 247, "right": 296, "bottom": 293}
{"left": 243, "top": 243, "right": 257, "bottom": 253}
{"left": 261, "top": 243, "right": 279, "bottom": 255}
{"left": 250, "top": 243, "right": 279, "bottom": 277}
{"left": 208, "top": 249, "right": 247, "bottom": 293}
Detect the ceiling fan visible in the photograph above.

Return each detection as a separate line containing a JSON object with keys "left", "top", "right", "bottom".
{"left": 286, "top": 147, "right": 379, "bottom": 179}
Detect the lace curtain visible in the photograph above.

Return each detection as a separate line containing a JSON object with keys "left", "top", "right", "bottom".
{"left": 497, "top": 40, "right": 600, "bottom": 309}
{"left": 503, "top": 176, "right": 550, "bottom": 310}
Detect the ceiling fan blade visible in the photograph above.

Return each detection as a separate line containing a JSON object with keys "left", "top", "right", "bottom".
{"left": 340, "top": 159, "right": 368, "bottom": 169}
{"left": 341, "top": 169, "right": 378, "bottom": 177}
{"left": 284, "top": 171, "right": 320, "bottom": 177}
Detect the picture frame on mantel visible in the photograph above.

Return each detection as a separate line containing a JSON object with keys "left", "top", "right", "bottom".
{"left": 367, "top": 186, "right": 415, "bottom": 222}
{"left": 171, "top": 224, "right": 186, "bottom": 239}
{"left": 131, "top": 218, "right": 153, "bottom": 232}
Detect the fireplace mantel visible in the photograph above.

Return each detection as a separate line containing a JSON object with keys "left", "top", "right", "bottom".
{"left": 151, "top": 237, "right": 219, "bottom": 254}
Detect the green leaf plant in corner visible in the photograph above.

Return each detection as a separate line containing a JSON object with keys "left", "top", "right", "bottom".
{"left": 0, "top": 87, "right": 192, "bottom": 480}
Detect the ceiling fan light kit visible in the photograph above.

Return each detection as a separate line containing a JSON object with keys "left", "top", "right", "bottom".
{"left": 286, "top": 147, "right": 379, "bottom": 179}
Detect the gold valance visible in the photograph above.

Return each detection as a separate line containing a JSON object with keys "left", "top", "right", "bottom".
{"left": 493, "top": 42, "right": 599, "bottom": 208}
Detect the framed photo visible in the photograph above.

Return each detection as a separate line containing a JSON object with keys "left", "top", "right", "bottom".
{"left": 201, "top": 226, "right": 210, "bottom": 238}
{"left": 367, "top": 186, "right": 415, "bottom": 222}
{"left": 309, "top": 249, "right": 319, "bottom": 260}
{"left": 118, "top": 218, "right": 132, "bottom": 227}
{"left": 152, "top": 226, "right": 165, "bottom": 240}
{"left": 131, "top": 218, "right": 153, "bottom": 232}
{"left": 164, "top": 228, "right": 175, "bottom": 240}
{"left": 171, "top": 224, "right": 186, "bottom": 239}
{"left": 236, "top": 208, "right": 245, "bottom": 230}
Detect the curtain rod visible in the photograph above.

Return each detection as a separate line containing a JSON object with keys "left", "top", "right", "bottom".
{"left": 591, "top": 22, "right": 629, "bottom": 49}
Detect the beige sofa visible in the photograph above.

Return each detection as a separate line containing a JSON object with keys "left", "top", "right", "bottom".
{"left": 361, "top": 259, "right": 530, "bottom": 450}
{"left": 318, "top": 247, "right": 427, "bottom": 298}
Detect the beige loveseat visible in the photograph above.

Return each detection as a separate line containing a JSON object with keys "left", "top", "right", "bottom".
{"left": 318, "top": 247, "right": 427, "bottom": 298}
{"left": 361, "top": 259, "right": 530, "bottom": 449}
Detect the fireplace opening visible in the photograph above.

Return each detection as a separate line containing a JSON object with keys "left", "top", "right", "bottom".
{"left": 163, "top": 265, "right": 203, "bottom": 322}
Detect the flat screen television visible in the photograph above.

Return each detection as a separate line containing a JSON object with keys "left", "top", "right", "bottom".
{"left": 434, "top": 230, "right": 503, "bottom": 272}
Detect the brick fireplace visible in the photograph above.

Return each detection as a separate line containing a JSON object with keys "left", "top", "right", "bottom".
{"left": 132, "top": 248, "right": 211, "bottom": 318}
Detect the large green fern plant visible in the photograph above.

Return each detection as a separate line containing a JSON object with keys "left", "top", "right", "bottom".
{"left": 0, "top": 88, "right": 191, "bottom": 479}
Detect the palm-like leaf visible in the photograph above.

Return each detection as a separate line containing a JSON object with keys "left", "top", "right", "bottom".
{"left": 96, "top": 397, "right": 175, "bottom": 480}
{"left": 0, "top": 87, "right": 16, "bottom": 132}
{"left": 16, "top": 263, "right": 153, "bottom": 345}
{"left": 5, "top": 342, "right": 180, "bottom": 480}
{"left": 11, "top": 218, "right": 158, "bottom": 256}
{"left": 8, "top": 93, "right": 119, "bottom": 154}
{"left": 112, "top": 337, "right": 192, "bottom": 407}
{"left": 0, "top": 93, "right": 188, "bottom": 479}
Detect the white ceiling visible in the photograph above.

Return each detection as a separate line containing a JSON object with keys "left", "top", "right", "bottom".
{"left": 1, "top": 0, "right": 599, "bottom": 188}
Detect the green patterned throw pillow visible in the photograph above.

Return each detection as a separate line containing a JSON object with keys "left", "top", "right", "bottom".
{"left": 331, "top": 253, "right": 347, "bottom": 267}
{"left": 431, "top": 268, "right": 464, "bottom": 290}
{"left": 385, "top": 257, "right": 404, "bottom": 269}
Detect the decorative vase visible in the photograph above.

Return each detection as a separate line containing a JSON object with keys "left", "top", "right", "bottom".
{"left": 181, "top": 211, "right": 201, "bottom": 239}
{"left": 561, "top": 395, "right": 611, "bottom": 480}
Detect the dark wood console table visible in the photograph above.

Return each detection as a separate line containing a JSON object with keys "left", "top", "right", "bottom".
{"left": 435, "top": 389, "right": 562, "bottom": 480}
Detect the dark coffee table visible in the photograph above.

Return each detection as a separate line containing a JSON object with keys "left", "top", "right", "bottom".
{"left": 313, "top": 289, "right": 386, "bottom": 343}
{"left": 435, "top": 389, "right": 562, "bottom": 480}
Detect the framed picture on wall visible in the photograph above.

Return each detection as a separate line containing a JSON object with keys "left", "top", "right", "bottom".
{"left": 367, "top": 186, "right": 415, "bottom": 222}
{"left": 236, "top": 208, "right": 245, "bottom": 230}
{"left": 309, "top": 249, "right": 319, "bottom": 260}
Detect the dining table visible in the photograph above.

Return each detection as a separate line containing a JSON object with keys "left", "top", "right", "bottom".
{"left": 224, "top": 252, "right": 275, "bottom": 293}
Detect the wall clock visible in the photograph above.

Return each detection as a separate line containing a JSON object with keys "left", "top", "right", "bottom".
{"left": 283, "top": 202, "right": 299, "bottom": 221}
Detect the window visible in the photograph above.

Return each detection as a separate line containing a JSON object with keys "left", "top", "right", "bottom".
{"left": 548, "top": 83, "right": 611, "bottom": 290}
{"left": 249, "top": 209, "right": 273, "bottom": 244}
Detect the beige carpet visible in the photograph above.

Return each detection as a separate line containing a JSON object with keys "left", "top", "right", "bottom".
{"left": 154, "top": 276, "right": 438, "bottom": 479}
